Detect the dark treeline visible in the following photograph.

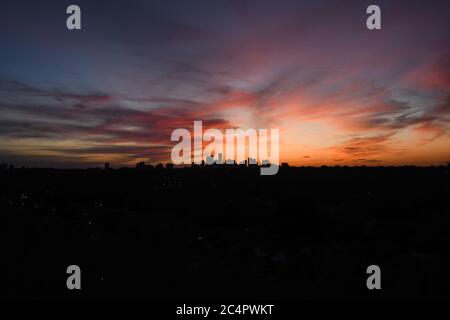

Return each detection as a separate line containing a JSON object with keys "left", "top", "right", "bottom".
{"left": 2, "top": 165, "right": 450, "bottom": 299}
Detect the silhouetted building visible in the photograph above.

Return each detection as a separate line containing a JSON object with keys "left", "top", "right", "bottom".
{"left": 156, "top": 163, "right": 164, "bottom": 169}
{"left": 206, "top": 155, "right": 214, "bottom": 165}
{"left": 136, "top": 161, "right": 146, "bottom": 169}
{"left": 166, "top": 163, "right": 174, "bottom": 169}
{"left": 281, "top": 162, "right": 289, "bottom": 167}
{"left": 104, "top": 162, "right": 110, "bottom": 170}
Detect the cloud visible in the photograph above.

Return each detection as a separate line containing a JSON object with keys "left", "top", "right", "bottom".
{"left": 0, "top": 79, "right": 237, "bottom": 166}
{"left": 1, "top": 0, "right": 449, "bottom": 166}
{"left": 328, "top": 134, "right": 396, "bottom": 158}
{"left": 0, "top": 79, "right": 110, "bottom": 104}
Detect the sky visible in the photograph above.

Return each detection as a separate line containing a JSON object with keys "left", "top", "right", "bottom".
{"left": 0, "top": 0, "right": 449, "bottom": 167}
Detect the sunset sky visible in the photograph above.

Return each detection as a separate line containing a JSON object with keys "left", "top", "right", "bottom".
{"left": 0, "top": 0, "right": 449, "bottom": 167}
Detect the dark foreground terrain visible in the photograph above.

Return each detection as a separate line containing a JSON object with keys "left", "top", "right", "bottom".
{"left": 2, "top": 165, "right": 450, "bottom": 299}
